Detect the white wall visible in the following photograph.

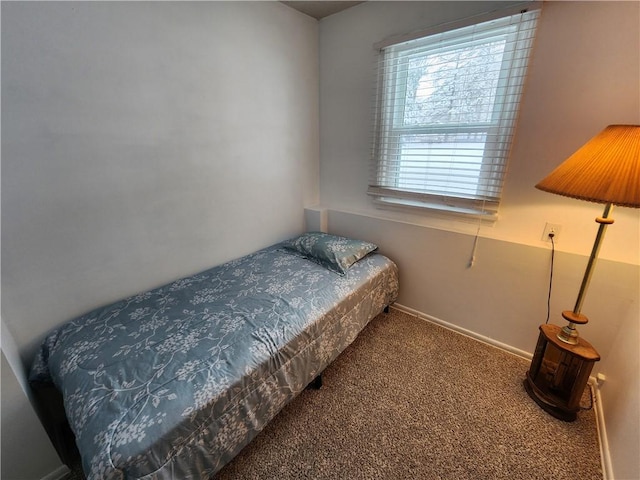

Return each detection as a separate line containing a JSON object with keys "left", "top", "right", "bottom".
{"left": 600, "top": 307, "right": 640, "bottom": 480}
{"left": 2, "top": 1, "right": 319, "bottom": 362}
{"left": 319, "top": 0, "right": 639, "bottom": 265}
{"left": 1, "top": 2, "right": 318, "bottom": 477}
{"left": 2, "top": 1, "right": 637, "bottom": 478}
{"left": 319, "top": 2, "right": 639, "bottom": 479}
{"left": 2, "top": 321, "right": 68, "bottom": 480}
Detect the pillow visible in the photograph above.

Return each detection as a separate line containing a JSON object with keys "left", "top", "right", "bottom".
{"left": 284, "top": 232, "right": 378, "bottom": 275}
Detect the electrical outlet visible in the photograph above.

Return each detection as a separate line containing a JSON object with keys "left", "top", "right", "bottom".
{"left": 542, "top": 223, "right": 562, "bottom": 242}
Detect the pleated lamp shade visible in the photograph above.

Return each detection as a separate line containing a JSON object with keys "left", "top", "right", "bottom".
{"left": 536, "top": 125, "right": 640, "bottom": 208}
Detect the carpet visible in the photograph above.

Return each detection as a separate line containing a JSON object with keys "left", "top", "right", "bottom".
{"left": 68, "top": 308, "right": 602, "bottom": 479}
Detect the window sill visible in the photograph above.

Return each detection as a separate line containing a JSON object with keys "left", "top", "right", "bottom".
{"left": 371, "top": 197, "right": 499, "bottom": 225}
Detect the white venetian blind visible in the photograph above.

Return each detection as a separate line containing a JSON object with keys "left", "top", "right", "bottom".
{"left": 369, "top": 4, "right": 540, "bottom": 218}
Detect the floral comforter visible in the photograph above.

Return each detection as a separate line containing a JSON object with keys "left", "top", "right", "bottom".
{"left": 30, "top": 243, "right": 399, "bottom": 479}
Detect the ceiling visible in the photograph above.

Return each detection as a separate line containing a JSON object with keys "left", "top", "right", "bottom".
{"left": 281, "top": 1, "right": 365, "bottom": 20}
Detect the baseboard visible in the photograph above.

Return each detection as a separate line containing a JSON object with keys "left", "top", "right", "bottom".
{"left": 391, "top": 303, "right": 533, "bottom": 361}
{"left": 391, "top": 303, "right": 611, "bottom": 479}
{"left": 591, "top": 379, "right": 613, "bottom": 480}
{"left": 41, "top": 464, "right": 70, "bottom": 480}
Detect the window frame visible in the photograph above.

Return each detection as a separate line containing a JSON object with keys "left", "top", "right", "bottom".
{"left": 369, "top": 3, "right": 541, "bottom": 220}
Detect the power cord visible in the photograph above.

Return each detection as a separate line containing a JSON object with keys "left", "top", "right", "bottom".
{"left": 581, "top": 383, "right": 595, "bottom": 411}
{"left": 545, "top": 233, "right": 555, "bottom": 324}
{"left": 543, "top": 231, "right": 595, "bottom": 413}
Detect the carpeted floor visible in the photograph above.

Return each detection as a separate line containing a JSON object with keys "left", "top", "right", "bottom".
{"left": 67, "top": 308, "right": 602, "bottom": 479}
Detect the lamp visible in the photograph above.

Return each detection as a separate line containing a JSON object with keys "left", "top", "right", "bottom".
{"left": 535, "top": 124, "right": 640, "bottom": 344}
{"left": 524, "top": 125, "right": 640, "bottom": 421}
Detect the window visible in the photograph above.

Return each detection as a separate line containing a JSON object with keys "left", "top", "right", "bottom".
{"left": 369, "top": 5, "right": 540, "bottom": 219}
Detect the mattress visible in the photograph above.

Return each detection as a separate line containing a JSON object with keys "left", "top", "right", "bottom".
{"left": 30, "top": 239, "right": 399, "bottom": 479}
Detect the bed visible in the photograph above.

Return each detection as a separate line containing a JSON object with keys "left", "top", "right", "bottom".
{"left": 29, "top": 232, "right": 399, "bottom": 479}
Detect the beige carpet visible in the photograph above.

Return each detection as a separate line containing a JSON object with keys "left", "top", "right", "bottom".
{"left": 68, "top": 308, "right": 602, "bottom": 479}
{"left": 217, "top": 308, "right": 602, "bottom": 479}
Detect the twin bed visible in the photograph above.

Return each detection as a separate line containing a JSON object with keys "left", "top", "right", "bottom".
{"left": 30, "top": 232, "right": 399, "bottom": 479}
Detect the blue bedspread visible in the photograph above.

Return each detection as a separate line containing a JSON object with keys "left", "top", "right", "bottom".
{"left": 30, "top": 242, "right": 398, "bottom": 479}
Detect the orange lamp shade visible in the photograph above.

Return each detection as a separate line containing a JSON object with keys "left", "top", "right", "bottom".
{"left": 535, "top": 125, "right": 640, "bottom": 208}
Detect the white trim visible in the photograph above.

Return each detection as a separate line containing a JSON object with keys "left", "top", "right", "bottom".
{"left": 391, "top": 303, "right": 532, "bottom": 360}
{"left": 374, "top": 1, "right": 541, "bottom": 50}
{"left": 40, "top": 465, "right": 71, "bottom": 480}
{"left": 391, "top": 303, "right": 610, "bottom": 479}
{"left": 371, "top": 196, "right": 499, "bottom": 225}
{"left": 591, "top": 379, "right": 613, "bottom": 480}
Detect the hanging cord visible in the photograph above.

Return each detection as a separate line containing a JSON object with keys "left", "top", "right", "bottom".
{"left": 545, "top": 233, "right": 555, "bottom": 324}
{"left": 468, "top": 225, "right": 481, "bottom": 268}
{"left": 468, "top": 201, "right": 486, "bottom": 268}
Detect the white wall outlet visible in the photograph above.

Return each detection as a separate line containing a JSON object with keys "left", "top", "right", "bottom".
{"left": 542, "top": 223, "right": 562, "bottom": 242}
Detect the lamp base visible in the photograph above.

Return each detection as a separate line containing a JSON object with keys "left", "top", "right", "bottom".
{"left": 557, "top": 311, "right": 589, "bottom": 345}
{"left": 525, "top": 324, "right": 600, "bottom": 422}
{"left": 557, "top": 325, "right": 579, "bottom": 345}
{"left": 523, "top": 377, "right": 577, "bottom": 421}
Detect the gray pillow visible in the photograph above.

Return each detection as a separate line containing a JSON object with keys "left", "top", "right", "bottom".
{"left": 284, "top": 232, "right": 378, "bottom": 275}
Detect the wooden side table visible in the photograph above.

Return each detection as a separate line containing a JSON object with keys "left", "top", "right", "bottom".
{"left": 524, "top": 323, "right": 600, "bottom": 421}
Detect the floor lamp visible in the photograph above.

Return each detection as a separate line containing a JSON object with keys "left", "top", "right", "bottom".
{"left": 524, "top": 124, "right": 640, "bottom": 421}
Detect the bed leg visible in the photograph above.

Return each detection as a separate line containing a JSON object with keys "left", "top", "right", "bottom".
{"left": 307, "top": 375, "right": 323, "bottom": 390}
{"left": 384, "top": 305, "right": 390, "bottom": 314}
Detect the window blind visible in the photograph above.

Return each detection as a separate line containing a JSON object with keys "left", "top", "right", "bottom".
{"left": 369, "top": 5, "right": 540, "bottom": 218}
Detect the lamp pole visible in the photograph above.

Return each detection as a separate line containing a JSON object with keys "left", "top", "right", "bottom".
{"left": 558, "top": 203, "right": 614, "bottom": 344}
